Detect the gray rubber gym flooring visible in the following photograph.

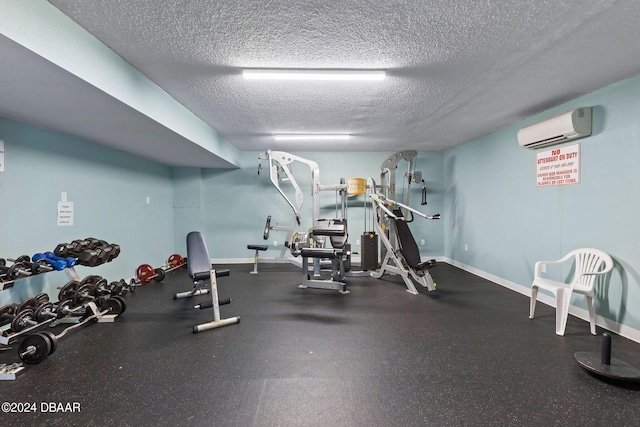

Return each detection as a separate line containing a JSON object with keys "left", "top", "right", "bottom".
{"left": 2, "top": 263, "right": 640, "bottom": 426}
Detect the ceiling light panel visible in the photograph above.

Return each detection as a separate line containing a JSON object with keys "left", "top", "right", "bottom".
{"left": 243, "top": 69, "right": 385, "bottom": 81}
{"left": 273, "top": 134, "right": 351, "bottom": 141}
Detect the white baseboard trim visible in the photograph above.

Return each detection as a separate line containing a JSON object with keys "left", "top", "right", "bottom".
{"left": 442, "top": 257, "right": 640, "bottom": 344}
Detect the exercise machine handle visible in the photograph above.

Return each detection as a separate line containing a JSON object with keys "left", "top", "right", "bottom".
{"left": 263, "top": 215, "right": 272, "bottom": 240}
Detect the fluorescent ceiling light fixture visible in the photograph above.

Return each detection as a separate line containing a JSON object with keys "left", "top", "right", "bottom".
{"left": 243, "top": 69, "right": 385, "bottom": 81}
{"left": 273, "top": 134, "right": 351, "bottom": 142}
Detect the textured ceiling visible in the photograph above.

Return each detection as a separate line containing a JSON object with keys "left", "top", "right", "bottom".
{"left": 4, "top": 1, "right": 640, "bottom": 162}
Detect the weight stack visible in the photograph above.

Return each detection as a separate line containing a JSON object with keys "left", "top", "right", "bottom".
{"left": 360, "top": 232, "right": 379, "bottom": 271}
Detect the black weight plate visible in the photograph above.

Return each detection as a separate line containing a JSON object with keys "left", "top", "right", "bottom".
{"left": 19, "top": 333, "right": 51, "bottom": 364}
{"left": 11, "top": 309, "right": 35, "bottom": 332}
{"left": 6, "top": 262, "right": 27, "bottom": 280}
{"left": 35, "top": 302, "right": 54, "bottom": 322}
{"left": 112, "top": 295, "right": 127, "bottom": 315}
{"left": 16, "top": 297, "right": 37, "bottom": 315}
{"left": 34, "top": 293, "right": 50, "bottom": 305}
{"left": 79, "top": 275, "right": 98, "bottom": 287}
{"left": 58, "top": 280, "right": 79, "bottom": 302}
{"left": 38, "top": 330, "right": 58, "bottom": 356}
{"left": 153, "top": 268, "right": 166, "bottom": 282}
{"left": 73, "top": 283, "right": 94, "bottom": 305}
{"left": 108, "top": 281, "right": 123, "bottom": 296}
{"left": 31, "top": 259, "right": 48, "bottom": 274}
{"left": 92, "top": 278, "right": 109, "bottom": 296}
{"left": 55, "top": 299, "right": 74, "bottom": 319}
{"left": 0, "top": 303, "right": 17, "bottom": 319}
{"left": 15, "top": 255, "right": 31, "bottom": 263}
{"left": 103, "top": 298, "right": 124, "bottom": 315}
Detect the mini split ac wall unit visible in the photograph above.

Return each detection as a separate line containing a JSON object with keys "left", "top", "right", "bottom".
{"left": 517, "top": 107, "right": 592, "bottom": 149}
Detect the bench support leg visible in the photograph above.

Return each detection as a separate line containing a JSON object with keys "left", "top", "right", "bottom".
{"left": 251, "top": 249, "right": 260, "bottom": 274}
{"left": 193, "top": 269, "right": 240, "bottom": 333}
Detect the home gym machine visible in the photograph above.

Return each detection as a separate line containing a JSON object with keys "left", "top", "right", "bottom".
{"left": 258, "top": 150, "right": 351, "bottom": 293}
{"left": 369, "top": 192, "right": 440, "bottom": 294}
{"left": 365, "top": 150, "right": 441, "bottom": 294}
{"left": 255, "top": 150, "right": 313, "bottom": 268}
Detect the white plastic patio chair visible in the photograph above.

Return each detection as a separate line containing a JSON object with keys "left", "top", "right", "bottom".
{"left": 529, "top": 248, "right": 613, "bottom": 336}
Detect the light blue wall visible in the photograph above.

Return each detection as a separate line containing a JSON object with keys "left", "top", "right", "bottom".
{"left": 4, "top": 70, "right": 640, "bottom": 335}
{"left": 0, "top": 117, "right": 174, "bottom": 305}
{"left": 444, "top": 74, "right": 640, "bottom": 331}
{"left": 173, "top": 151, "right": 445, "bottom": 261}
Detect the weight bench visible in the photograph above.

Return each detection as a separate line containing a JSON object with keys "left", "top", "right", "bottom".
{"left": 180, "top": 231, "right": 240, "bottom": 333}
{"left": 247, "top": 244, "right": 268, "bottom": 274}
{"left": 298, "top": 219, "right": 349, "bottom": 294}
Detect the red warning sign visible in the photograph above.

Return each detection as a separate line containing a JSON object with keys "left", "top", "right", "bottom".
{"left": 536, "top": 143, "right": 580, "bottom": 187}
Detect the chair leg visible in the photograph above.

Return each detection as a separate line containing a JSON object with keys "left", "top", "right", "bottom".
{"left": 586, "top": 296, "right": 596, "bottom": 335}
{"left": 555, "top": 289, "right": 570, "bottom": 336}
{"left": 529, "top": 286, "right": 539, "bottom": 319}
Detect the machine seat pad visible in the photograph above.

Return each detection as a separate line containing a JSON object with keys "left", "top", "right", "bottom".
{"left": 247, "top": 244, "right": 269, "bottom": 251}
{"left": 415, "top": 260, "right": 437, "bottom": 271}
{"left": 300, "top": 248, "right": 341, "bottom": 259}
{"left": 311, "top": 224, "right": 346, "bottom": 237}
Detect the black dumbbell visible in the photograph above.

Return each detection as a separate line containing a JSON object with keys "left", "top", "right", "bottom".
{"left": 76, "top": 249, "right": 97, "bottom": 266}
{"left": 69, "top": 239, "right": 91, "bottom": 255}
{"left": 53, "top": 299, "right": 75, "bottom": 319}
{"left": 109, "top": 244, "right": 121, "bottom": 261}
{"left": 53, "top": 239, "right": 91, "bottom": 257}
{"left": 56, "top": 279, "right": 97, "bottom": 306}
{"left": 0, "top": 303, "right": 18, "bottom": 325}
{"left": 58, "top": 280, "right": 80, "bottom": 302}
{"left": 9, "top": 308, "right": 38, "bottom": 332}
{"left": 35, "top": 301, "right": 56, "bottom": 322}
{"left": 85, "top": 237, "right": 109, "bottom": 249}
{"left": 0, "top": 256, "right": 35, "bottom": 281}
{"left": 15, "top": 256, "right": 55, "bottom": 275}
{"left": 92, "top": 278, "right": 113, "bottom": 297}
{"left": 97, "top": 295, "right": 127, "bottom": 315}
{"left": 72, "top": 283, "right": 95, "bottom": 305}
{"left": 107, "top": 279, "right": 127, "bottom": 296}
{"left": 0, "top": 255, "right": 30, "bottom": 267}
{"left": 16, "top": 297, "right": 38, "bottom": 315}
{"left": 77, "top": 246, "right": 115, "bottom": 267}
{"left": 53, "top": 243, "right": 72, "bottom": 257}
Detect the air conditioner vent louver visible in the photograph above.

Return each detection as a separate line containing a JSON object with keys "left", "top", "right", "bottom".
{"left": 518, "top": 108, "right": 591, "bottom": 149}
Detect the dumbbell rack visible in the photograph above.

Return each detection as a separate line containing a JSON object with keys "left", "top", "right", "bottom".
{"left": 53, "top": 267, "right": 119, "bottom": 325}
{"left": 0, "top": 267, "right": 119, "bottom": 380}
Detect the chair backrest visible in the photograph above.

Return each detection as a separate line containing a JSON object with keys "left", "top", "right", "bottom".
{"left": 186, "top": 231, "right": 212, "bottom": 281}
{"left": 569, "top": 248, "right": 614, "bottom": 293}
